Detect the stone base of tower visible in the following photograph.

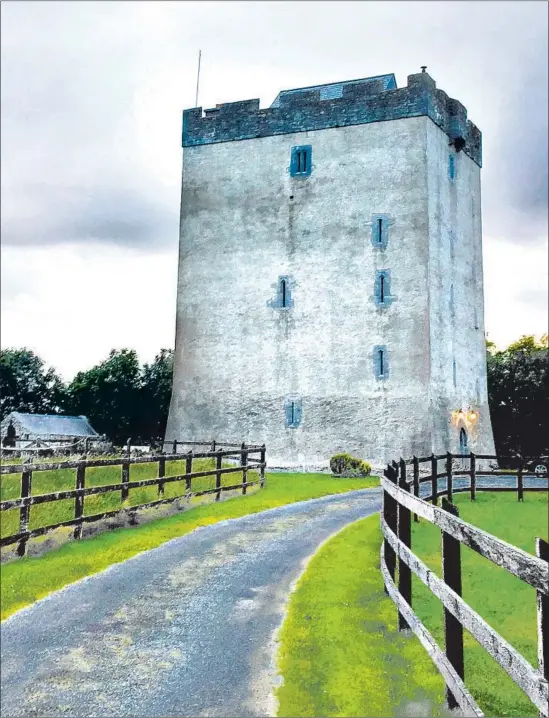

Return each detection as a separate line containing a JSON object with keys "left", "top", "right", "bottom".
{"left": 165, "top": 393, "right": 496, "bottom": 471}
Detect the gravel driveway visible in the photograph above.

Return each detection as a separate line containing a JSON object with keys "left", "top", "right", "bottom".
{"left": 1, "top": 488, "right": 382, "bottom": 718}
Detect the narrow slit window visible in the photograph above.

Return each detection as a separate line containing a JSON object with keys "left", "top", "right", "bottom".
{"left": 371, "top": 214, "right": 390, "bottom": 250}
{"left": 374, "top": 270, "right": 392, "bottom": 306}
{"left": 373, "top": 345, "right": 388, "bottom": 379}
{"left": 285, "top": 397, "right": 302, "bottom": 427}
{"left": 290, "top": 145, "right": 312, "bottom": 177}
{"left": 281, "top": 279, "right": 287, "bottom": 308}
{"left": 449, "top": 154, "right": 456, "bottom": 180}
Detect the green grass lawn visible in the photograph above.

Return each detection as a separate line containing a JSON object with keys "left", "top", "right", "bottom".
{"left": 410, "top": 491, "right": 548, "bottom": 717}
{"left": 275, "top": 491, "right": 547, "bottom": 718}
{"left": 0, "top": 470, "right": 378, "bottom": 620}
{"left": 0, "top": 457, "right": 260, "bottom": 540}
{"left": 275, "top": 514, "right": 448, "bottom": 717}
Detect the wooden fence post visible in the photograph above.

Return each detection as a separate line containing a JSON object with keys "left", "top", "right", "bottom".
{"left": 536, "top": 537, "right": 548, "bottom": 718}
{"left": 172, "top": 439, "right": 177, "bottom": 455}
{"left": 517, "top": 456, "right": 524, "bottom": 502}
{"left": 470, "top": 452, "right": 476, "bottom": 501}
{"left": 121, "top": 440, "right": 130, "bottom": 502}
{"left": 383, "top": 464, "right": 397, "bottom": 596}
{"left": 260, "top": 444, "right": 266, "bottom": 488}
{"left": 73, "top": 462, "right": 86, "bottom": 540}
{"left": 431, "top": 454, "right": 438, "bottom": 505}
{"left": 185, "top": 450, "right": 193, "bottom": 498}
{"left": 211, "top": 439, "right": 216, "bottom": 452}
{"left": 83, "top": 437, "right": 89, "bottom": 457}
{"left": 412, "top": 455, "right": 419, "bottom": 523}
{"left": 441, "top": 497, "right": 465, "bottom": 711}
{"left": 241, "top": 442, "right": 248, "bottom": 495}
{"left": 398, "top": 458, "right": 412, "bottom": 631}
{"left": 215, "top": 449, "right": 223, "bottom": 501}
{"left": 446, "top": 452, "right": 454, "bottom": 503}
{"left": 158, "top": 455, "right": 166, "bottom": 498}
{"left": 17, "top": 467, "right": 33, "bottom": 557}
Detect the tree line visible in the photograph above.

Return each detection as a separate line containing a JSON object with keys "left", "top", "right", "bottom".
{"left": 0, "top": 348, "right": 173, "bottom": 445}
{"left": 1, "top": 335, "right": 548, "bottom": 457}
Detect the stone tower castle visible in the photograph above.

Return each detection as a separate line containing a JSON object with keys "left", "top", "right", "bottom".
{"left": 165, "top": 69, "right": 496, "bottom": 469}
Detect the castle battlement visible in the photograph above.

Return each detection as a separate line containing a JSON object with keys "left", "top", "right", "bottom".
{"left": 182, "top": 71, "right": 482, "bottom": 166}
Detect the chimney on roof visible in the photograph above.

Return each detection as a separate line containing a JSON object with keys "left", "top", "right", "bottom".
{"left": 421, "top": 66, "right": 427, "bottom": 73}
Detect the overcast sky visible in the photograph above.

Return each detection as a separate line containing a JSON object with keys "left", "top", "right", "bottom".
{"left": 1, "top": 0, "right": 547, "bottom": 380}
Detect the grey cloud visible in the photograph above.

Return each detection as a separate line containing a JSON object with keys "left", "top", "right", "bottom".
{"left": 1, "top": 183, "right": 178, "bottom": 249}
{"left": 482, "top": 44, "right": 548, "bottom": 242}
{"left": 1, "top": 1, "right": 547, "bottom": 253}
{"left": 514, "top": 288, "right": 548, "bottom": 309}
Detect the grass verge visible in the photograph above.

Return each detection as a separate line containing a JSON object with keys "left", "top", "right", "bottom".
{"left": 275, "top": 491, "right": 547, "bottom": 718}
{"left": 275, "top": 514, "right": 447, "bottom": 717}
{"left": 0, "top": 471, "right": 378, "bottom": 621}
{"left": 410, "top": 491, "right": 547, "bottom": 717}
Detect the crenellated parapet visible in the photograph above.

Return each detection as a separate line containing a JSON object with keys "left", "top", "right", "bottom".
{"left": 182, "top": 71, "right": 482, "bottom": 167}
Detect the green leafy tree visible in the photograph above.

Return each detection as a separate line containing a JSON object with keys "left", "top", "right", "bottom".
{"left": 486, "top": 334, "right": 549, "bottom": 460}
{"left": 0, "top": 348, "right": 67, "bottom": 421}
{"left": 67, "top": 349, "right": 142, "bottom": 445}
{"left": 138, "top": 349, "right": 174, "bottom": 442}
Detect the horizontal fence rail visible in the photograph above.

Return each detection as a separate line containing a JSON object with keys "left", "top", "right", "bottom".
{"left": 1, "top": 435, "right": 265, "bottom": 457}
{"left": 0, "top": 442, "right": 266, "bottom": 556}
{"left": 380, "top": 453, "right": 548, "bottom": 718}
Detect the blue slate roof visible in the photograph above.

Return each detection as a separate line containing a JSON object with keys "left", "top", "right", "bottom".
{"left": 270, "top": 73, "right": 397, "bottom": 108}
{"left": 10, "top": 412, "right": 99, "bottom": 437}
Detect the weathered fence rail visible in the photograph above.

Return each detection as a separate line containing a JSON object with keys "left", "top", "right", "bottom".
{"left": 0, "top": 442, "right": 266, "bottom": 557}
{"left": 381, "top": 453, "right": 548, "bottom": 717}
{"left": 1, "top": 435, "right": 264, "bottom": 457}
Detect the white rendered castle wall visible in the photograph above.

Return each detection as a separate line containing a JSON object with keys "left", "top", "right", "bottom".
{"left": 166, "top": 116, "right": 449, "bottom": 467}
{"left": 425, "top": 120, "right": 495, "bottom": 455}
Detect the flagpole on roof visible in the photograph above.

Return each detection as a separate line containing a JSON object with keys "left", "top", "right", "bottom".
{"left": 195, "top": 49, "right": 202, "bottom": 108}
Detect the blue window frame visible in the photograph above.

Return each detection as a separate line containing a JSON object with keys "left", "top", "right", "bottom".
{"left": 374, "top": 270, "right": 394, "bottom": 306}
{"left": 290, "top": 145, "right": 312, "bottom": 177}
{"left": 373, "top": 345, "right": 389, "bottom": 380}
{"left": 285, "top": 398, "right": 302, "bottom": 428}
{"left": 371, "top": 214, "right": 390, "bottom": 249}
{"left": 268, "top": 275, "right": 294, "bottom": 309}
{"left": 449, "top": 154, "right": 456, "bottom": 180}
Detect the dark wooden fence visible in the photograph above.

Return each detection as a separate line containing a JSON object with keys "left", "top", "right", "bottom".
{"left": 1, "top": 435, "right": 263, "bottom": 457}
{"left": 381, "top": 453, "right": 548, "bottom": 718}
{"left": 0, "top": 442, "right": 266, "bottom": 558}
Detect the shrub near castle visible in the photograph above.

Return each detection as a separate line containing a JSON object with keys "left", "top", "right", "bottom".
{"left": 330, "top": 453, "right": 372, "bottom": 478}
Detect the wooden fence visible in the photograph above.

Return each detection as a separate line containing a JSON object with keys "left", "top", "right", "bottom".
{"left": 381, "top": 453, "right": 548, "bottom": 718}
{"left": 0, "top": 442, "right": 266, "bottom": 558}
{"left": 1, "top": 435, "right": 264, "bottom": 457}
